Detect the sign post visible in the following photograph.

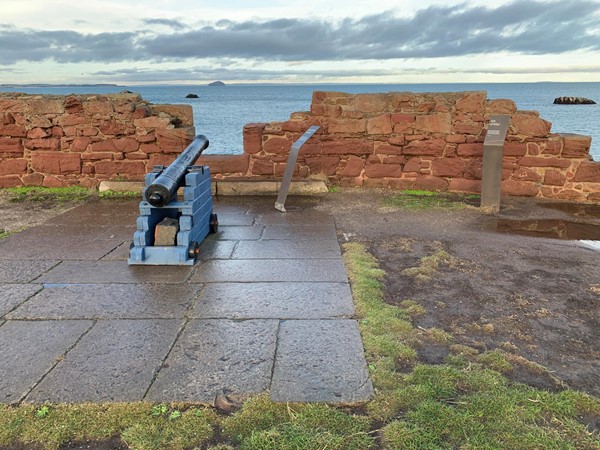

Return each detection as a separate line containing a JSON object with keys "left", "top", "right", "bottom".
{"left": 480, "top": 115, "right": 510, "bottom": 212}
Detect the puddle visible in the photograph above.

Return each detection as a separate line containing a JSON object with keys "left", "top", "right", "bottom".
{"left": 494, "top": 219, "right": 600, "bottom": 241}
{"left": 541, "top": 203, "right": 600, "bottom": 218}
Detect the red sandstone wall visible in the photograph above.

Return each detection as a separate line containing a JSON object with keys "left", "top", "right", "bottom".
{"left": 1, "top": 90, "right": 599, "bottom": 203}
{"left": 242, "top": 91, "right": 598, "bottom": 203}
{"left": 0, "top": 93, "right": 195, "bottom": 188}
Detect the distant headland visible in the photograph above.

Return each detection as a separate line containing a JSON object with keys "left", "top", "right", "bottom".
{"left": 0, "top": 83, "right": 120, "bottom": 88}
{"left": 208, "top": 81, "right": 225, "bottom": 86}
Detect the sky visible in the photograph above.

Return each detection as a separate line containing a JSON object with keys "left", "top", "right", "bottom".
{"left": 1, "top": 0, "right": 599, "bottom": 85}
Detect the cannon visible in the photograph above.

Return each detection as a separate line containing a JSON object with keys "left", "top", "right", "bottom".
{"left": 128, "top": 134, "right": 218, "bottom": 265}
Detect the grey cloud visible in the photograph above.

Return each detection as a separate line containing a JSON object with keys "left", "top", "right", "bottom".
{"left": 1, "top": 0, "right": 599, "bottom": 65}
{"left": 142, "top": 18, "right": 187, "bottom": 29}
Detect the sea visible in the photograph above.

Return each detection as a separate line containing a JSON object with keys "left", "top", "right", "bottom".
{"left": 1, "top": 82, "right": 599, "bottom": 159}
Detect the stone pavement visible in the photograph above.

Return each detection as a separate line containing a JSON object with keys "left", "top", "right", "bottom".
{"left": 0, "top": 197, "right": 373, "bottom": 404}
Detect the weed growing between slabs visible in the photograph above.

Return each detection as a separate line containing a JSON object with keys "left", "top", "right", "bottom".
{"left": 1, "top": 242, "right": 598, "bottom": 449}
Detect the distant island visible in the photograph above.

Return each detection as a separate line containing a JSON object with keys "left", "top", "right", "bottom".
{"left": 208, "top": 81, "right": 225, "bottom": 86}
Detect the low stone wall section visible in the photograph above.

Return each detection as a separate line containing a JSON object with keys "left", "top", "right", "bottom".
{"left": 1, "top": 91, "right": 598, "bottom": 203}
{"left": 243, "top": 91, "right": 598, "bottom": 203}
{"left": 0, "top": 93, "right": 195, "bottom": 188}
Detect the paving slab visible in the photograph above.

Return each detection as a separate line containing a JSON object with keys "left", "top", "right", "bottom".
{"left": 45, "top": 200, "right": 140, "bottom": 226}
{"left": 38, "top": 261, "right": 193, "bottom": 284}
{"left": 190, "top": 259, "right": 348, "bottom": 283}
{"left": 232, "top": 240, "right": 341, "bottom": 259}
{"left": 0, "top": 320, "right": 93, "bottom": 403}
{"left": 27, "top": 319, "right": 181, "bottom": 402}
{"left": 100, "top": 241, "right": 132, "bottom": 261}
{"left": 0, "top": 260, "right": 59, "bottom": 283}
{"left": 216, "top": 213, "right": 256, "bottom": 226}
{"left": 146, "top": 319, "right": 278, "bottom": 402}
{"left": 256, "top": 211, "right": 335, "bottom": 226}
{"left": 191, "top": 282, "right": 355, "bottom": 319}
{"left": 216, "top": 226, "right": 264, "bottom": 241}
{"left": 0, "top": 284, "right": 42, "bottom": 317}
{"left": 262, "top": 225, "right": 338, "bottom": 240}
{"left": 212, "top": 204, "right": 250, "bottom": 214}
{"left": 270, "top": 320, "right": 373, "bottom": 403}
{"left": 8, "top": 284, "right": 200, "bottom": 319}
{"left": 0, "top": 229, "right": 123, "bottom": 260}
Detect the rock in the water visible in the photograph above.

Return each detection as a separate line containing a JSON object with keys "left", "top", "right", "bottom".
{"left": 208, "top": 81, "right": 225, "bottom": 86}
{"left": 553, "top": 96, "right": 596, "bottom": 105}
{"left": 185, "top": 93, "right": 199, "bottom": 98}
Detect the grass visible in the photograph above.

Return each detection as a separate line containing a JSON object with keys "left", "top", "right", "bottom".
{"left": 382, "top": 190, "right": 479, "bottom": 210}
{"left": 0, "top": 241, "right": 598, "bottom": 449}
{"left": 3, "top": 186, "right": 93, "bottom": 203}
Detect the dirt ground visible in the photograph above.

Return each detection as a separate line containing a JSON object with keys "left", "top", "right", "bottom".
{"left": 316, "top": 189, "right": 600, "bottom": 398}
{"left": 1, "top": 188, "right": 599, "bottom": 399}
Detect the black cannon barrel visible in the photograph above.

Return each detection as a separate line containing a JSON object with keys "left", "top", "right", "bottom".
{"left": 144, "top": 134, "right": 209, "bottom": 207}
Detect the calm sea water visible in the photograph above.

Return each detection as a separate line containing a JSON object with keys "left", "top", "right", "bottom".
{"left": 2, "top": 82, "right": 599, "bottom": 158}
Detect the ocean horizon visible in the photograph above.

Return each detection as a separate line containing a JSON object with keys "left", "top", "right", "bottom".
{"left": 2, "top": 82, "right": 599, "bottom": 159}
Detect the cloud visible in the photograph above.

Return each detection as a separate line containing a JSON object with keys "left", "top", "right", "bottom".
{"left": 141, "top": 18, "right": 187, "bottom": 30}
{"left": 1, "top": 0, "right": 599, "bottom": 65}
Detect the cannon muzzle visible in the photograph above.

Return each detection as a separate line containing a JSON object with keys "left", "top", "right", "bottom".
{"left": 144, "top": 134, "right": 209, "bottom": 207}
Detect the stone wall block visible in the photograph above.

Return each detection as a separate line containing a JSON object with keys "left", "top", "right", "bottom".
{"left": 59, "top": 114, "right": 86, "bottom": 127}
{"left": 25, "top": 138, "right": 60, "bottom": 151}
{"left": 156, "top": 127, "right": 194, "bottom": 153}
{"left": 404, "top": 138, "right": 446, "bottom": 156}
{"left": 453, "top": 122, "right": 483, "bottom": 135}
{"left": 501, "top": 180, "right": 540, "bottom": 196}
{"left": 544, "top": 169, "right": 567, "bottom": 186}
{"left": 456, "top": 92, "right": 486, "bottom": 113}
{"left": 574, "top": 162, "right": 600, "bottom": 182}
{"left": 95, "top": 161, "right": 146, "bottom": 176}
{"left": 263, "top": 137, "right": 292, "bottom": 154}
{"left": 134, "top": 116, "right": 171, "bottom": 128}
{"left": 0, "top": 125, "right": 27, "bottom": 137}
{"left": 0, "top": 137, "right": 24, "bottom": 156}
{"left": 337, "top": 156, "right": 365, "bottom": 177}
{"left": 321, "top": 139, "right": 373, "bottom": 155}
{"left": 457, "top": 143, "right": 483, "bottom": 157}
{"left": 0, "top": 159, "right": 27, "bottom": 176}
{"left": 561, "top": 134, "right": 592, "bottom": 158}
{"left": 449, "top": 178, "right": 481, "bottom": 193}
{"left": 415, "top": 113, "right": 452, "bottom": 134}
{"left": 140, "top": 143, "right": 162, "bottom": 154}
{"left": 328, "top": 118, "right": 367, "bottom": 134}
{"left": 519, "top": 156, "right": 571, "bottom": 169}
{"left": 431, "top": 158, "right": 466, "bottom": 177}
{"left": 511, "top": 114, "right": 552, "bottom": 137}
{"left": 375, "top": 143, "right": 403, "bottom": 155}
{"left": 485, "top": 99, "right": 517, "bottom": 115}
{"left": 31, "top": 152, "right": 81, "bottom": 175}
{"left": 250, "top": 159, "right": 274, "bottom": 176}
{"left": 305, "top": 156, "right": 340, "bottom": 176}
{"left": 0, "top": 175, "right": 23, "bottom": 187}
{"left": 242, "top": 123, "right": 265, "bottom": 155}
{"left": 367, "top": 114, "right": 392, "bottom": 135}
{"left": 415, "top": 175, "right": 449, "bottom": 191}
{"left": 512, "top": 167, "right": 543, "bottom": 182}
{"left": 364, "top": 163, "right": 403, "bottom": 178}
{"left": 30, "top": 99, "right": 64, "bottom": 115}
{"left": 355, "top": 94, "right": 388, "bottom": 113}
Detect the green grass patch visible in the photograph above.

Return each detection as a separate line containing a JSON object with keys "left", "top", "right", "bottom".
{"left": 98, "top": 189, "right": 141, "bottom": 199}
{"left": 4, "top": 186, "right": 93, "bottom": 203}
{"left": 0, "top": 228, "right": 14, "bottom": 240}
{"left": 221, "top": 395, "right": 375, "bottom": 449}
{"left": 382, "top": 190, "right": 479, "bottom": 210}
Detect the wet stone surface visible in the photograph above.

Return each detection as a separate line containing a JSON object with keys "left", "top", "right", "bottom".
{"left": 8, "top": 284, "right": 200, "bottom": 319}
{"left": 0, "top": 284, "right": 42, "bottom": 317}
{"left": 0, "top": 260, "right": 59, "bottom": 283}
{"left": 192, "top": 282, "right": 355, "bottom": 319}
{"left": 271, "top": 320, "right": 374, "bottom": 403}
{"left": 27, "top": 319, "right": 181, "bottom": 403}
{"left": 0, "top": 197, "right": 374, "bottom": 405}
{"left": 0, "top": 320, "right": 93, "bottom": 403}
{"left": 146, "top": 319, "right": 278, "bottom": 402}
